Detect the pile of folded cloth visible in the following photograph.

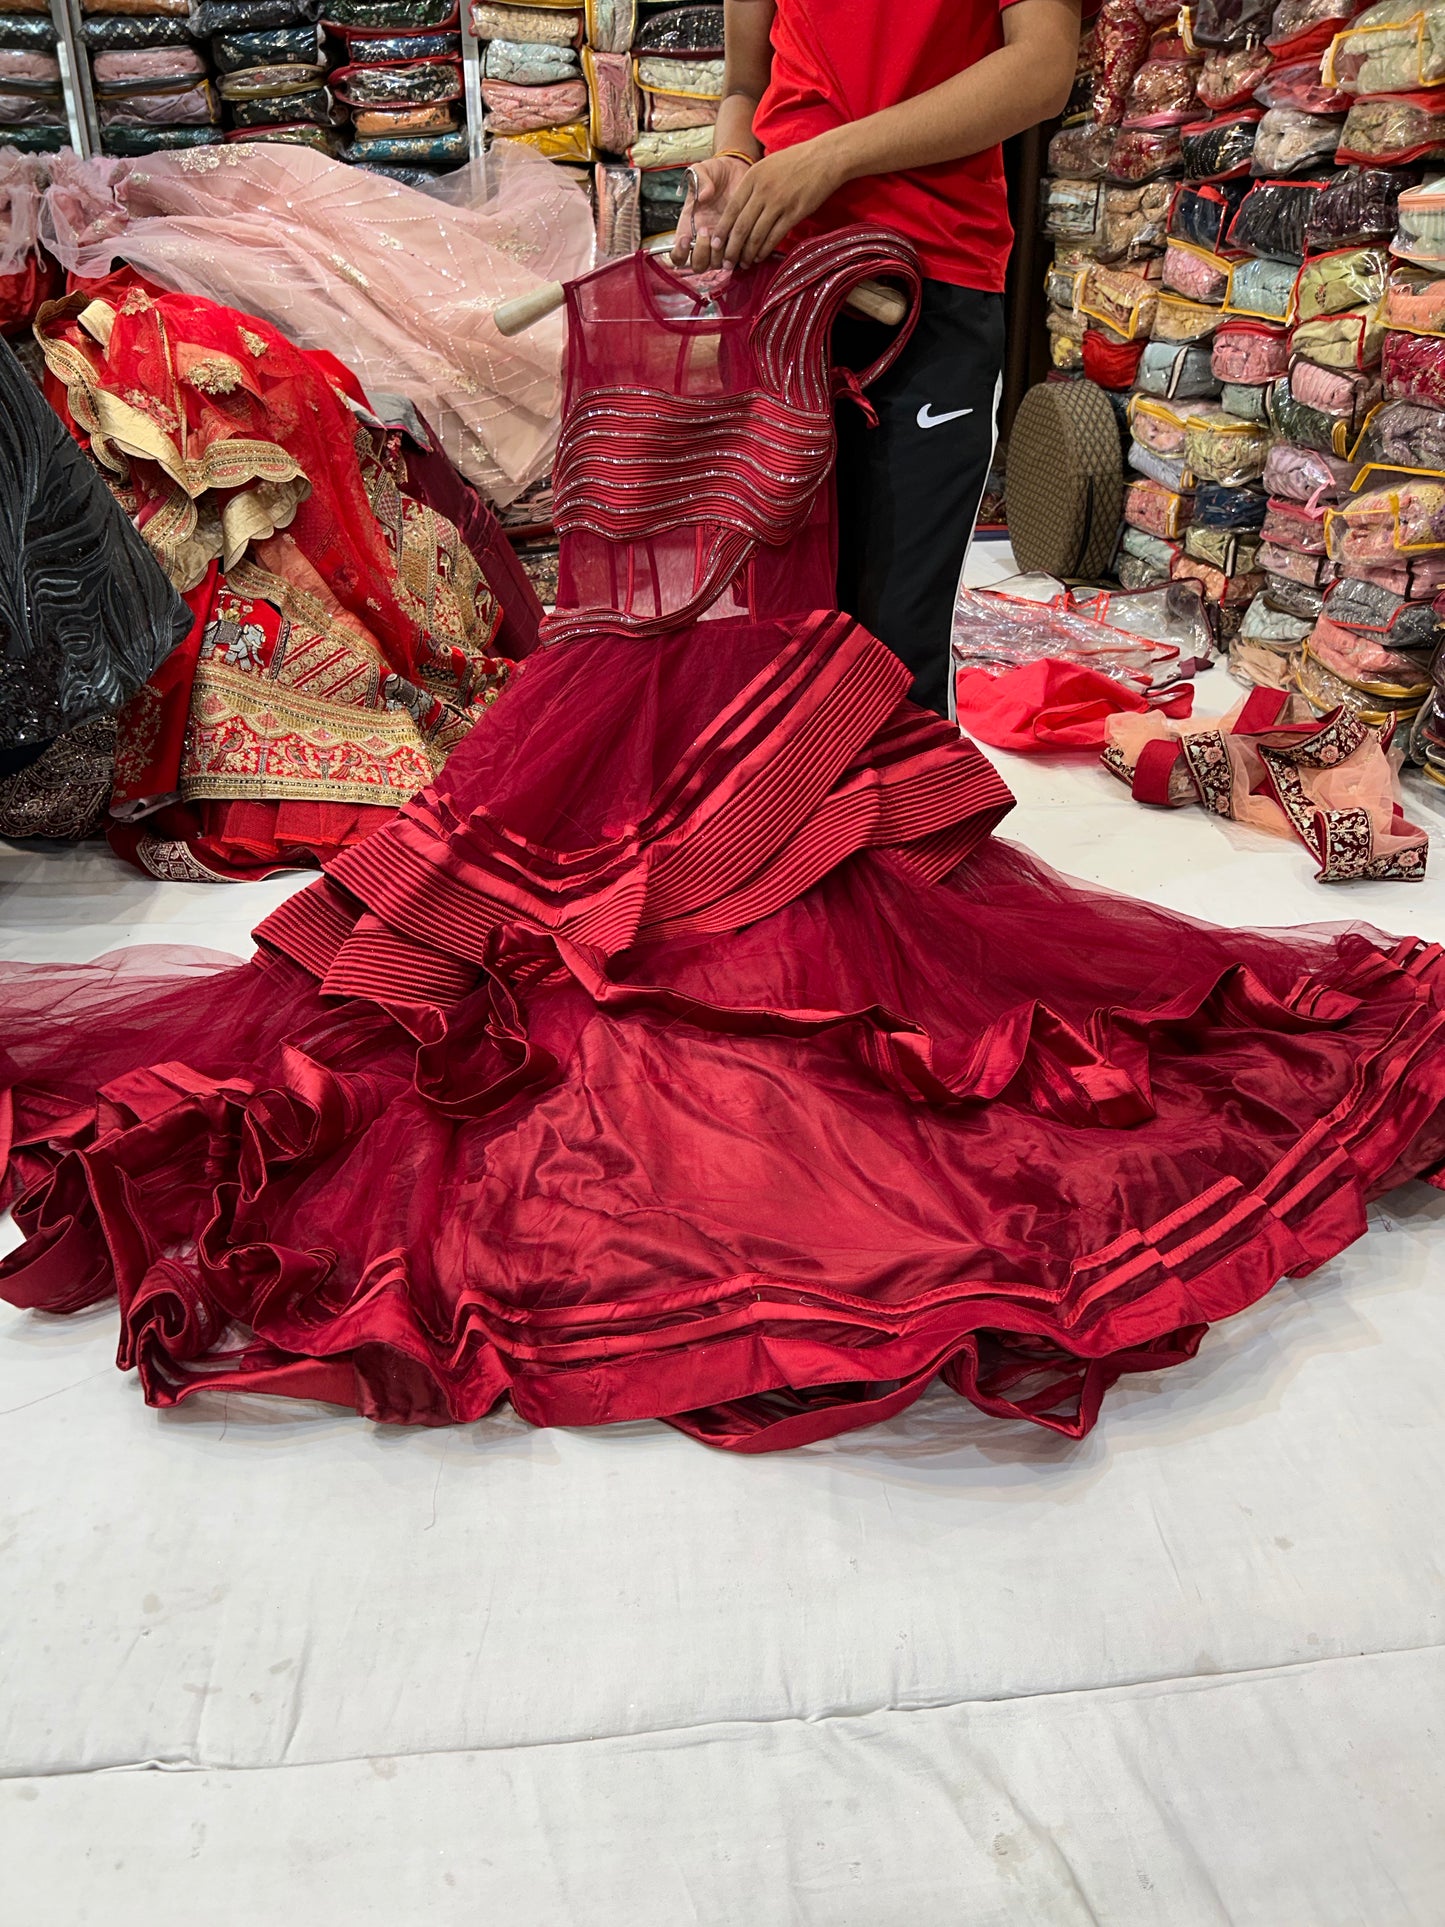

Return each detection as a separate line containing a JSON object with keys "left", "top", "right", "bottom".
{"left": 326, "top": 0, "right": 465, "bottom": 174}
{"left": 1035, "top": 0, "right": 1445, "bottom": 775}
{"left": 0, "top": 4, "right": 67, "bottom": 153}
{"left": 468, "top": 0, "right": 722, "bottom": 254}
{"left": 79, "top": 0, "right": 222, "bottom": 157}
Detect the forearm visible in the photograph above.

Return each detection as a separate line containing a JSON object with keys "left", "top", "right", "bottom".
{"left": 713, "top": 91, "right": 763, "bottom": 159}
{"left": 714, "top": 0, "right": 773, "bottom": 158}
{"left": 807, "top": 0, "right": 1078, "bottom": 186}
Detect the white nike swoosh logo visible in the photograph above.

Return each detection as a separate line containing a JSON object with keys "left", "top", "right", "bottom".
{"left": 916, "top": 404, "right": 975, "bottom": 429}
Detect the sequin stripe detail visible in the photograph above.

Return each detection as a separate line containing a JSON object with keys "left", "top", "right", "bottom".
{"left": 751, "top": 226, "right": 923, "bottom": 411}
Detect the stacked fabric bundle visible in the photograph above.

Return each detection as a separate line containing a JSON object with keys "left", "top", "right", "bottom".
{"left": 206, "top": 3, "right": 334, "bottom": 155}
{"left": 325, "top": 0, "right": 465, "bottom": 172}
{"left": 80, "top": 0, "right": 221, "bottom": 156}
{"left": 631, "top": 2, "right": 720, "bottom": 234}
{"left": 0, "top": 4, "right": 67, "bottom": 154}
{"left": 471, "top": 0, "right": 594, "bottom": 168}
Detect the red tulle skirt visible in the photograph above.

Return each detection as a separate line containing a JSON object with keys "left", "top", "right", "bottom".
{"left": 4, "top": 613, "right": 1445, "bottom": 1450}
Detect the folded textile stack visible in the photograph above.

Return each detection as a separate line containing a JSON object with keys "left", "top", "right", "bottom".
{"left": 325, "top": 0, "right": 465, "bottom": 171}
{"left": 205, "top": 2, "right": 334, "bottom": 156}
{"left": 77, "top": 0, "right": 221, "bottom": 157}
{"left": 0, "top": 5, "right": 67, "bottom": 154}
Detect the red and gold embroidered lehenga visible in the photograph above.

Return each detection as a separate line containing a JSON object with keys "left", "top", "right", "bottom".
{"left": 4, "top": 229, "right": 1445, "bottom": 1450}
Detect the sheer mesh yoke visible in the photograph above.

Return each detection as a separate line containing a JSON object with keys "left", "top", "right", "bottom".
{"left": 549, "top": 230, "right": 922, "bottom": 641}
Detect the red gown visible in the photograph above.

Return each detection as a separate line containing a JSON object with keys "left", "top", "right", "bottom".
{"left": 4, "top": 229, "right": 1445, "bottom": 1450}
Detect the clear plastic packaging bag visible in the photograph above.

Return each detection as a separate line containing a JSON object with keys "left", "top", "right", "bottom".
{"left": 1324, "top": 0, "right": 1445, "bottom": 92}
{"left": 1382, "top": 327, "right": 1445, "bottom": 405}
{"left": 1393, "top": 175, "right": 1445, "bottom": 262}
{"left": 1289, "top": 355, "right": 1380, "bottom": 417}
{"left": 1227, "top": 173, "right": 1327, "bottom": 257}
{"left": 1262, "top": 495, "right": 1330, "bottom": 550}
{"left": 1168, "top": 177, "right": 1249, "bottom": 247}
{"left": 585, "top": 0, "right": 636, "bottom": 54}
{"left": 1181, "top": 110, "right": 1261, "bottom": 178}
{"left": 1045, "top": 259, "right": 1087, "bottom": 311}
{"left": 1294, "top": 244, "right": 1387, "bottom": 320}
{"left": 633, "top": 4, "right": 723, "bottom": 54}
{"left": 1241, "top": 592, "right": 1314, "bottom": 642}
{"left": 1118, "top": 551, "right": 1173, "bottom": 588}
{"left": 1338, "top": 90, "right": 1445, "bottom": 163}
{"left": 1304, "top": 163, "right": 1409, "bottom": 249}
{"left": 1048, "top": 118, "right": 1115, "bottom": 178}
{"left": 1047, "top": 305, "right": 1086, "bottom": 369}
{"left": 1126, "top": 475, "right": 1194, "bottom": 536}
{"left": 1290, "top": 305, "right": 1384, "bottom": 369}
{"left": 1381, "top": 260, "right": 1445, "bottom": 334}
{"left": 1194, "top": 478, "right": 1270, "bottom": 526}
{"left": 1130, "top": 392, "right": 1194, "bottom": 451}
{"left": 1123, "top": 57, "right": 1201, "bottom": 124}
{"left": 1193, "top": 0, "right": 1275, "bottom": 47}
{"left": 1221, "top": 377, "right": 1273, "bottom": 416}
{"left": 1259, "top": 539, "right": 1333, "bottom": 582}
{"left": 1269, "top": 0, "right": 1363, "bottom": 57}
{"left": 1199, "top": 41, "right": 1274, "bottom": 108}
{"left": 1109, "top": 124, "right": 1185, "bottom": 179}
{"left": 332, "top": 57, "right": 460, "bottom": 104}
{"left": 1253, "top": 54, "right": 1351, "bottom": 110}
{"left": 1212, "top": 317, "right": 1291, "bottom": 379}
{"left": 1138, "top": 337, "right": 1225, "bottom": 395}
{"left": 1097, "top": 179, "right": 1174, "bottom": 257}
{"left": 1263, "top": 439, "right": 1359, "bottom": 499}
{"left": 1163, "top": 235, "right": 1236, "bottom": 300}
{"left": 1080, "top": 261, "right": 1160, "bottom": 337}
{"left": 1185, "top": 404, "right": 1272, "bottom": 480}
{"left": 1223, "top": 251, "right": 1297, "bottom": 318}
{"left": 470, "top": 3, "right": 581, "bottom": 45}
{"left": 1173, "top": 551, "right": 1264, "bottom": 603}
{"left": 1186, "top": 523, "right": 1263, "bottom": 572}
{"left": 1253, "top": 105, "right": 1344, "bottom": 173}
{"left": 482, "top": 40, "right": 581, "bottom": 84}
{"left": 1267, "top": 370, "right": 1364, "bottom": 453}
{"left": 1354, "top": 394, "right": 1445, "bottom": 467}
{"left": 1264, "top": 571, "right": 1329, "bottom": 618}
{"left": 1121, "top": 524, "right": 1183, "bottom": 570}
{"left": 1326, "top": 573, "right": 1443, "bottom": 643}
{"left": 1129, "top": 437, "right": 1196, "bottom": 490}
{"left": 1153, "top": 292, "right": 1229, "bottom": 339}
{"left": 1326, "top": 479, "right": 1445, "bottom": 560}
{"left": 1042, "top": 175, "right": 1104, "bottom": 240}
{"left": 1308, "top": 613, "right": 1433, "bottom": 693}
{"left": 950, "top": 586, "right": 1198, "bottom": 693}
{"left": 1083, "top": 328, "right": 1148, "bottom": 386}
{"left": 1069, "top": 580, "right": 1216, "bottom": 657}
{"left": 1094, "top": 0, "right": 1152, "bottom": 125}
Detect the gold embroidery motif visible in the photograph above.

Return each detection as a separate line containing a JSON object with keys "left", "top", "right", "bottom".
{"left": 239, "top": 328, "right": 268, "bottom": 358}
{"left": 183, "top": 354, "right": 247, "bottom": 397}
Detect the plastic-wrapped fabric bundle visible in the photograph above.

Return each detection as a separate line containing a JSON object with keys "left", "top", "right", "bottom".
{"left": 1108, "top": 123, "right": 1184, "bottom": 179}
{"left": 482, "top": 39, "right": 580, "bottom": 83}
{"left": 1122, "top": 56, "right": 1199, "bottom": 125}
{"left": 1262, "top": 495, "right": 1330, "bottom": 551}
{"left": 585, "top": 47, "right": 637, "bottom": 154}
{"left": 634, "top": 54, "right": 722, "bottom": 98}
{"left": 1152, "top": 291, "right": 1228, "bottom": 339}
{"left": 1042, "top": 175, "right": 1105, "bottom": 240}
{"left": 481, "top": 75, "right": 586, "bottom": 133}
{"left": 310, "top": 0, "right": 457, "bottom": 22}
{"left": 93, "top": 47, "right": 208, "bottom": 83}
{"left": 1137, "top": 337, "right": 1222, "bottom": 396}
{"left": 1354, "top": 393, "right": 1445, "bottom": 465}
{"left": 1128, "top": 436, "right": 1194, "bottom": 490}
{"left": 1295, "top": 244, "right": 1388, "bottom": 318}
{"left": 1268, "top": 0, "right": 1362, "bottom": 57}
{"left": 1224, "top": 250, "right": 1297, "bottom": 318}
{"left": 1125, "top": 475, "right": 1193, "bottom": 536}
{"left": 1382, "top": 326, "right": 1445, "bottom": 404}
{"left": 593, "top": 158, "right": 637, "bottom": 256}
{"left": 1081, "top": 260, "right": 1159, "bottom": 337}
{"left": 1129, "top": 392, "right": 1193, "bottom": 452}
{"left": 629, "top": 124, "right": 710, "bottom": 168}
{"left": 1326, "top": 479, "right": 1445, "bottom": 560}
{"left": 470, "top": 2, "right": 581, "bottom": 44}
{"left": 1381, "top": 260, "right": 1445, "bottom": 332}
{"left": 1338, "top": 90, "right": 1445, "bottom": 162}
{"left": 212, "top": 24, "right": 322, "bottom": 66}
{"left": 331, "top": 58, "right": 460, "bottom": 105}
{"left": 86, "top": 0, "right": 190, "bottom": 12}
{"left": 1093, "top": 0, "right": 1150, "bottom": 125}
{"left": 1264, "top": 440, "right": 1359, "bottom": 501}
{"left": 1259, "top": 537, "right": 1333, "bottom": 582}
{"left": 215, "top": 61, "right": 326, "bottom": 98}
{"left": 1241, "top": 594, "right": 1314, "bottom": 642}
{"left": 1227, "top": 174, "right": 1326, "bottom": 258}
{"left": 1308, "top": 612, "right": 1433, "bottom": 690}
{"left": 1254, "top": 56, "right": 1350, "bottom": 111}
{"left": 1097, "top": 179, "right": 1173, "bottom": 257}
{"left": 41, "top": 142, "right": 593, "bottom": 503}
{"left": 1172, "top": 551, "right": 1264, "bottom": 604}
{"left": 1168, "top": 178, "right": 1249, "bottom": 247}
{"left": 1290, "top": 357, "right": 1381, "bottom": 420}
{"left": 1290, "top": 305, "right": 1385, "bottom": 368}
{"left": 1120, "top": 524, "right": 1182, "bottom": 573}
{"left": 1194, "top": 479, "right": 1269, "bottom": 527}
{"left": 1194, "top": 0, "right": 1275, "bottom": 46}
{"left": 633, "top": 4, "right": 722, "bottom": 53}
{"left": 1327, "top": 572, "right": 1443, "bottom": 643}
{"left": 191, "top": 0, "right": 307, "bottom": 28}
{"left": 1198, "top": 42, "right": 1273, "bottom": 109}
{"left": 1221, "top": 377, "right": 1272, "bottom": 416}
{"left": 1394, "top": 175, "right": 1445, "bottom": 259}
{"left": 1303, "top": 164, "right": 1407, "bottom": 251}
{"left": 334, "top": 26, "right": 459, "bottom": 57}
{"left": 1083, "top": 328, "right": 1146, "bottom": 387}
{"left": 1048, "top": 118, "right": 1115, "bottom": 177}
{"left": 1162, "top": 236, "right": 1236, "bottom": 301}
{"left": 0, "top": 12, "right": 58, "bottom": 46}
{"left": 584, "top": 0, "right": 634, "bottom": 53}
{"left": 1213, "top": 318, "right": 1290, "bottom": 380}
{"left": 1181, "top": 110, "right": 1260, "bottom": 178}
{"left": 494, "top": 120, "right": 593, "bottom": 161}
{"left": 1048, "top": 307, "right": 1086, "bottom": 369}
{"left": 1268, "top": 367, "right": 1374, "bottom": 452}
{"left": 99, "top": 83, "right": 220, "bottom": 126}
{"left": 1185, "top": 525, "right": 1262, "bottom": 575}
{"left": 1251, "top": 105, "right": 1343, "bottom": 173}
{"left": 1325, "top": 0, "right": 1445, "bottom": 91}
{"left": 82, "top": 13, "right": 192, "bottom": 44}
{"left": 643, "top": 90, "right": 715, "bottom": 131}
{"left": 1184, "top": 404, "right": 1271, "bottom": 482}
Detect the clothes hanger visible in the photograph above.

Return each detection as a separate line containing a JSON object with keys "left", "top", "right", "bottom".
{"left": 492, "top": 230, "right": 912, "bottom": 338}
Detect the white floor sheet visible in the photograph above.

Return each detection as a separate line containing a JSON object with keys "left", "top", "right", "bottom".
{"left": 3, "top": 543, "right": 1444, "bottom": 1923}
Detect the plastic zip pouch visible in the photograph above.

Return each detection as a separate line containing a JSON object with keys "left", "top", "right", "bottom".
{"left": 1354, "top": 394, "right": 1445, "bottom": 467}
{"left": 1269, "top": 0, "right": 1365, "bottom": 59}
{"left": 1252, "top": 104, "right": 1344, "bottom": 172}
{"left": 1393, "top": 174, "right": 1445, "bottom": 261}
{"left": 1121, "top": 525, "right": 1184, "bottom": 569}
{"left": 1227, "top": 173, "right": 1328, "bottom": 258}
{"left": 1163, "top": 235, "right": 1237, "bottom": 300}
{"left": 1241, "top": 594, "right": 1315, "bottom": 642}
{"left": 1097, "top": 179, "right": 1174, "bottom": 259}
{"left": 1168, "top": 177, "right": 1249, "bottom": 246}
{"left": 1304, "top": 163, "right": 1411, "bottom": 248}
{"left": 1223, "top": 251, "right": 1297, "bottom": 318}
{"left": 584, "top": 0, "right": 636, "bottom": 53}
{"left": 1212, "top": 318, "right": 1290, "bottom": 380}
{"left": 1194, "top": 478, "right": 1269, "bottom": 526}
{"left": 1337, "top": 89, "right": 1445, "bottom": 162}
{"left": 1290, "top": 355, "right": 1380, "bottom": 417}
{"left": 1326, "top": 479, "right": 1445, "bottom": 559}
{"left": 1198, "top": 41, "right": 1273, "bottom": 107}
{"left": 1185, "top": 404, "right": 1272, "bottom": 481}
{"left": 1324, "top": 0, "right": 1445, "bottom": 91}
{"left": 347, "top": 125, "right": 467, "bottom": 161}
{"left": 1047, "top": 307, "right": 1086, "bottom": 369}
{"left": 1263, "top": 572, "right": 1329, "bottom": 618}
{"left": 1172, "top": 552, "right": 1264, "bottom": 603}
{"left": 212, "top": 26, "right": 320, "bottom": 66}
{"left": 1129, "top": 438, "right": 1196, "bottom": 490}
{"left": 1048, "top": 118, "right": 1116, "bottom": 177}
{"left": 1253, "top": 55, "right": 1351, "bottom": 111}
{"left": 1221, "top": 379, "right": 1273, "bottom": 417}
{"left": 1268, "top": 369, "right": 1371, "bottom": 453}
{"left": 1186, "top": 523, "right": 1262, "bottom": 572}
{"left": 1118, "top": 552, "right": 1173, "bottom": 587}
{"left": 1126, "top": 476, "right": 1194, "bottom": 536}
{"left": 1138, "top": 338, "right": 1224, "bottom": 395}
{"left": 499, "top": 118, "right": 595, "bottom": 161}
{"left": 632, "top": 4, "right": 722, "bottom": 54}
{"left": 1123, "top": 56, "right": 1201, "bottom": 124}
{"left": 482, "top": 40, "right": 581, "bottom": 83}
{"left": 1294, "top": 245, "right": 1388, "bottom": 319}
{"left": 330, "top": 58, "right": 461, "bottom": 104}
{"left": 216, "top": 62, "right": 326, "bottom": 98}
{"left": 1326, "top": 573, "right": 1443, "bottom": 641}
{"left": 1259, "top": 539, "right": 1334, "bottom": 582}
{"left": 1263, "top": 441, "right": 1359, "bottom": 500}
{"left": 469, "top": 3, "right": 581, "bottom": 43}
{"left": 1381, "top": 261, "right": 1445, "bottom": 333}
{"left": 633, "top": 54, "right": 723, "bottom": 98}
{"left": 1129, "top": 392, "right": 1194, "bottom": 451}
{"left": 1042, "top": 175, "right": 1105, "bottom": 240}
{"left": 1108, "top": 123, "right": 1186, "bottom": 177}
{"left": 1290, "top": 306, "right": 1384, "bottom": 369}
{"left": 1262, "top": 495, "right": 1330, "bottom": 550}
{"left": 1382, "top": 327, "right": 1445, "bottom": 405}
{"left": 1192, "top": 0, "right": 1274, "bottom": 47}
{"left": 628, "top": 124, "right": 710, "bottom": 167}
{"left": 1181, "top": 108, "right": 1261, "bottom": 177}
{"left": 1308, "top": 614, "right": 1433, "bottom": 693}
{"left": 1045, "top": 261, "right": 1087, "bottom": 310}
{"left": 1094, "top": 0, "right": 1152, "bottom": 126}
{"left": 1080, "top": 261, "right": 1160, "bottom": 337}
{"left": 1152, "top": 291, "right": 1229, "bottom": 339}
{"left": 1083, "top": 329, "right": 1148, "bottom": 386}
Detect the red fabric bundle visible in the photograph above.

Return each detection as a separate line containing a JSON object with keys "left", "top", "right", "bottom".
{"left": 1083, "top": 327, "right": 1147, "bottom": 387}
{"left": 954, "top": 658, "right": 1193, "bottom": 753}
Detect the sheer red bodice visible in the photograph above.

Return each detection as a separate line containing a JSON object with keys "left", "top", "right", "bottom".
{"left": 3, "top": 230, "right": 1445, "bottom": 1450}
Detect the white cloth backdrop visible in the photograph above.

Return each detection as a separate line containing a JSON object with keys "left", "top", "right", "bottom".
{"left": 3, "top": 548, "right": 1443, "bottom": 1923}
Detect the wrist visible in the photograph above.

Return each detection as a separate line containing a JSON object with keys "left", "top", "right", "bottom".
{"left": 811, "top": 126, "right": 860, "bottom": 189}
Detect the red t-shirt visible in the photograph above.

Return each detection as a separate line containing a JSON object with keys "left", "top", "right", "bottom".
{"left": 753, "top": 0, "right": 1028, "bottom": 293}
